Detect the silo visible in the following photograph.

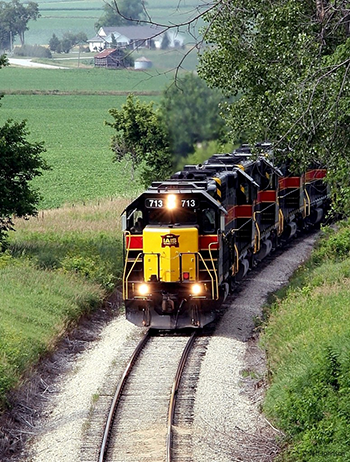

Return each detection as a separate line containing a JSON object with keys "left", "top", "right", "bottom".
{"left": 134, "top": 57, "right": 152, "bottom": 70}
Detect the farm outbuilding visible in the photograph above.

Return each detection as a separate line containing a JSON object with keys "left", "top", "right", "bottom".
{"left": 134, "top": 56, "right": 152, "bottom": 70}
{"left": 94, "top": 48, "right": 127, "bottom": 69}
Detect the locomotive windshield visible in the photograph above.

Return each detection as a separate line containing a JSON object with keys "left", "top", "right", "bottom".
{"left": 125, "top": 193, "right": 218, "bottom": 233}
{"left": 147, "top": 207, "right": 197, "bottom": 226}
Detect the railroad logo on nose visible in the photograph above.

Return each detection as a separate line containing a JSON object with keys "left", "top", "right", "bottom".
{"left": 161, "top": 233, "right": 180, "bottom": 248}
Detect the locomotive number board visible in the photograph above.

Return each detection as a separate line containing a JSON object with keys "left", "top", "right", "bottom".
{"left": 145, "top": 198, "right": 197, "bottom": 208}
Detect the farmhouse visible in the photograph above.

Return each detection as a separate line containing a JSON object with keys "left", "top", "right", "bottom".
{"left": 94, "top": 48, "right": 128, "bottom": 69}
{"left": 88, "top": 25, "right": 185, "bottom": 52}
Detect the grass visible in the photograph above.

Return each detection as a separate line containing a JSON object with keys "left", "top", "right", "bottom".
{"left": 9, "top": 198, "right": 129, "bottom": 286}
{"left": 0, "top": 256, "right": 104, "bottom": 407}
{"left": 262, "top": 222, "right": 350, "bottom": 461}
{"left": 0, "top": 66, "right": 174, "bottom": 92}
{"left": 0, "top": 198, "right": 127, "bottom": 409}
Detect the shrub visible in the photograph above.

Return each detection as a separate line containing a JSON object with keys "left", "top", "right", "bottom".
{"left": 14, "top": 45, "right": 52, "bottom": 59}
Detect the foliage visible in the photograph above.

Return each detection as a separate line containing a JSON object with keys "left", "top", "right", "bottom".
{"left": 0, "top": 53, "right": 7, "bottom": 68}
{"left": 107, "top": 94, "right": 173, "bottom": 187}
{"left": 49, "top": 31, "right": 88, "bottom": 53}
{"left": 95, "top": 0, "right": 146, "bottom": 30}
{"left": 313, "top": 221, "right": 350, "bottom": 263}
{"left": 0, "top": 0, "right": 40, "bottom": 48}
{"left": 262, "top": 222, "right": 350, "bottom": 461}
{"left": 14, "top": 44, "right": 52, "bottom": 58}
{"left": 198, "top": 0, "right": 350, "bottom": 215}
{"left": 160, "top": 73, "right": 229, "bottom": 157}
{"left": 0, "top": 119, "right": 49, "bottom": 245}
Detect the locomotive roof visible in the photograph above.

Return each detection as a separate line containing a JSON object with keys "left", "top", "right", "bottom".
{"left": 123, "top": 187, "right": 228, "bottom": 214}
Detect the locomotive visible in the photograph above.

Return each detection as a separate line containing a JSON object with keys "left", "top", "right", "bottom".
{"left": 121, "top": 144, "right": 329, "bottom": 329}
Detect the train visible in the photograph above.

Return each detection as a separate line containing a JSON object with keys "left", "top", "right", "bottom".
{"left": 121, "top": 143, "right": 330, "bottom": 329}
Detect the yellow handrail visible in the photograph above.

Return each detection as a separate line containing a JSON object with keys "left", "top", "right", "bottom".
{"left": 122, "top": 231, "right": 131, "bottom": 300}
{"left": 208, "top": 241, "right": 219, "bottom": 300}
{"left": 304, "top": 189, "right": 311, "bottom": 217}
{"left": 197, "top": 252, "right": 216, "bottom": 300}
{"left": 124, "top": 252, "right": 143, "bottom": 300}
{"left": 233, "top": 244, "right": 239, "bottom": 274}
{"left": 253, "top": 213, "right": 261, "bottom": 254}
{"left": 278, "top": 209, "right": 284, "bottom": 236}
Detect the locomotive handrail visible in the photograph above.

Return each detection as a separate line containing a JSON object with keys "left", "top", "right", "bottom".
{"left": 233, "top": 244, "right": 239, "bottom": 275}
{"left": 278, "top": 209, "right": 284, "bottom": 235}
{"left": 208, "top": 242, "right": 219, "bottom": 300}
{"left": 197, "top": 252, "right": 217, "bottom": 300}
{"left": 124, "top": 252, "right": 143, "bottom": 299}
{"left": 304, "top": 189, "right": 311, "bottom": 216}
{"left": 122, "top": 231, "right": 132, "bottom": 300}
{"left": 253, "top": 213, "right": 261, "bottom": 254}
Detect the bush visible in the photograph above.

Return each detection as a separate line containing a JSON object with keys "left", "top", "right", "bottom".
{"left": 14, "top": 45, "right": 52, "bottom": 59}
{"left": 314, "top": 221, "right": 350, "bottom": 262}
{"left": 263, "top": 223, "right": 350, "bottom": 461}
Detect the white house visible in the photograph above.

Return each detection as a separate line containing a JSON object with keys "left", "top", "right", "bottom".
{"left": 87, "top": 26, "right": 185, "bottom": 52}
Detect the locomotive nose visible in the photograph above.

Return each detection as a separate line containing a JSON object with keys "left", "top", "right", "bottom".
{"left": 143, "top": 226, "right": 199, "bottom": 283}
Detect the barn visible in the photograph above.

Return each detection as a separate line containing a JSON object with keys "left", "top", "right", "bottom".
{"left": 94, "top": 48, "right": 127, "bottom": 69}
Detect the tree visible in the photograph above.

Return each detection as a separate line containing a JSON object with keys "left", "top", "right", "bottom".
{"left": 107, "top": 94, "right": 173, "bottom": 187}
{"left": 0, "top": 0, "right": 40, "bottom": 48}
{"left": 197, "top": 0, "right": 350, "bottom": 213}
{"left": 95, "top": 0, "right": 146, "bottom": 30}
{"left": 160, "top": 73, "right": 228, "bottom": 157}
{"left": 49, "top": 31, "right": 88, "bottom": 54}
{"left": 49, "top": 33, "right": 60, "bottom": 52}
{"left": 0, "top": 120, "right": 49, "bottom": 245}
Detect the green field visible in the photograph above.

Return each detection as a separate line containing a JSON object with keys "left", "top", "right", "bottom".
{"left": 0, "top": 67, "right": 178, "bottom": 209}
{"left": 19, "top": 0, "right": 202, "bottom": 46}
{"left": 0, "top": 66, "right": 173, "bottom": 92}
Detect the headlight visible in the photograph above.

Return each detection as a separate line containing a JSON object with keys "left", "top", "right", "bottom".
{"left": 191, "top": 283, "right": 202, "bottom": 295}
{"left": 166, "top": 194, "right": 177, "bottom": 210}
{"left": 138, "top": 283, "right": 149, "bottom": 296}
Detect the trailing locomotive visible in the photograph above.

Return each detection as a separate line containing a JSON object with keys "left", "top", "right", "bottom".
{"left": 121, "top": 144, "right": 329, "bottom": 329}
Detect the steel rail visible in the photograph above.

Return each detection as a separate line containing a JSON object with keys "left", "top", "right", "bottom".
{"left": 166, "top": 331, "right": 197, "bottom": 462}
{"left": 98, "top": 330, "right": 151, "bottom": 462}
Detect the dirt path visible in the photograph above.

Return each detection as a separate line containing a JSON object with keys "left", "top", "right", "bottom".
{"left": 8, "top": 58, "right": 69, "bottom": 69}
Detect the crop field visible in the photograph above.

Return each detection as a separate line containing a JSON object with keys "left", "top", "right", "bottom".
{"left": 0, "top": 92, "right": 152, "bottom": 208}
{"left": 21, "top": 0, "right": 202, "bottom": 46}
{"left": 0, "top": 66, "right": 173, "bottom": 93}
{"left": 0, "top": 67, "right": 179, "bottom": 209}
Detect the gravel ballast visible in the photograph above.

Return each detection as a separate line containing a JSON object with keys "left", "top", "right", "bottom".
{"left": 6, "top": 234, "right": 317, "bottom": 462}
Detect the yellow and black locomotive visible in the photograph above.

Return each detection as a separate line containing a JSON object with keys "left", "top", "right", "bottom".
{"left": 122, "top": 145, "right": 329, "bottom": 329}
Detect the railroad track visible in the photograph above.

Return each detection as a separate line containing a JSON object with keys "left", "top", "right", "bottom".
{"left": 98, "top": 329, "right": 207, "bottom": 462}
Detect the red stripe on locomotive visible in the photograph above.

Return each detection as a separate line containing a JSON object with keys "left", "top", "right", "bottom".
{"left": 305, "top": 169, "right": 327, "bottom": 182}
{"left": 199, "top": 235, "right": 219, "bottom": 250}
{"left": 279, "top": 177, "right": 302, "bottom": 190}
{"left": 125, "top": 235, "right": 143, "bottom": 250}
{"left": 257, "top": 190, "right": 277, "bottom": 203}
{"left": 233, "top": 204, "right": 253, "bottom": 218}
